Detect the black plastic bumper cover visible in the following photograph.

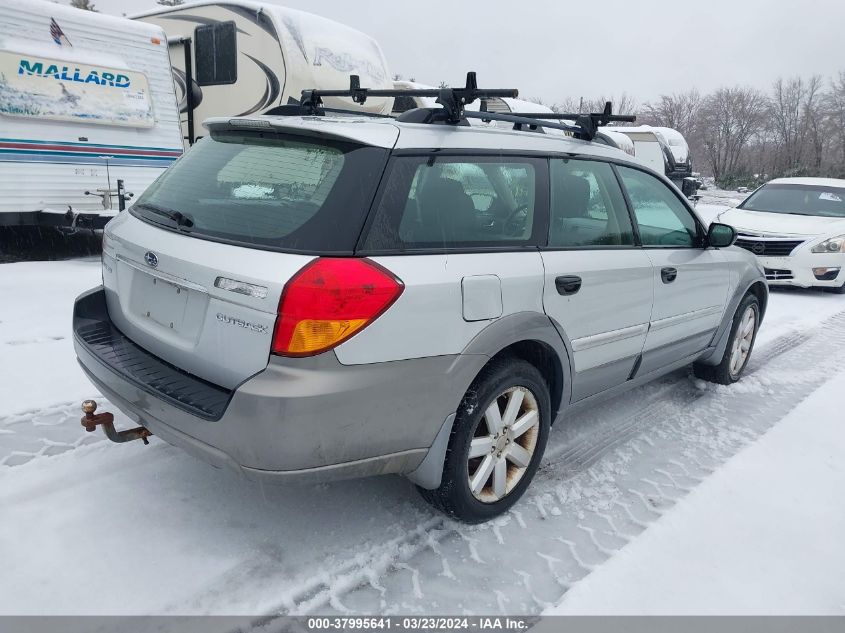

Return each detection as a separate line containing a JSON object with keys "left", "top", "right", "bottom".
{"left": 73, "top": 288, "right": 232, "bottom": 420}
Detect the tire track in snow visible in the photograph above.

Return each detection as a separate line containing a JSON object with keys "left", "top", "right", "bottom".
{"left": 244, "top": 309, "right": 845, "bottom": 619}
{"left": 0, "top": 400, "right": 108, "bottom": 467}
{"left": 4, "top": 309, "right": 844, "bottom": 618}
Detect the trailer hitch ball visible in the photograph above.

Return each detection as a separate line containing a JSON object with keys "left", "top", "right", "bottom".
{"left": 80, "top": 400, "right": 152, "bottom": 445}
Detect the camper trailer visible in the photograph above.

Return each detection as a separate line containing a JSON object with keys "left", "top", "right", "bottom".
{"left": 653, "top": 126, "right": 693, "bottom": 176}
{"left": 610, "top": 125, "right": 694, "bottom": 189}
{"left": 133, "top": 1, "right": 394, "bottom": 145}
{"left": 0, "top": 0, "right": 182, "bottom": 229}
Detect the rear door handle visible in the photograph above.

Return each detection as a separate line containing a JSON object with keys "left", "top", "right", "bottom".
{"left": 555, "top": 275, "right": 582, "bottom": 295}
{"left": 661, "top": 267, "right": 678, "bottom": 284}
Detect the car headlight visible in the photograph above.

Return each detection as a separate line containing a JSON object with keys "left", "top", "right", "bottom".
{"left": 811, "top": 235, "right": 845, "bottom": 253}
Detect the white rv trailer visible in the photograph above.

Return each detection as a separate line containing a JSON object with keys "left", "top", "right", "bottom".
{"left": 600, "top": 129, "right": 635, "bottom": 157}
{"left": 0, "top": 0, "right": 182, "bottom": 229}
{"left": 133, "top": 1, "right": 394, "bottom": 145}
{"left": 653, "top": 126, "right": 691, "bottom": 166}
{"left": 610, "top": 125, "right": 693, "bottom": 186}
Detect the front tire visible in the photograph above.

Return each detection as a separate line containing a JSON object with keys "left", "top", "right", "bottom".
{"left": 418, "top": 358, "right": 551, "bottom": 523}
{"left": 693, "top": 293, "right": 760, "bottom": 385}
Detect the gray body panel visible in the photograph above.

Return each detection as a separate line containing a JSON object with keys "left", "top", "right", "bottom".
{"left": 540, "top": 249, "right": 654, "bottom": 401}
{"left": 75, "top": 307, "right": 482, "bottom": 477}
{"left": 638, "top": 247, "right": 730, "bottom": 374}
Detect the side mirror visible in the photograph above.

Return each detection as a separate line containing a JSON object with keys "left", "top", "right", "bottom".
{"left": 708, "top": 222, "right": 736, "bottom": 248}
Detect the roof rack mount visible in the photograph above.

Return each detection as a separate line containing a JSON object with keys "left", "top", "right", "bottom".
{"left": 299, "top": 72, "right": 517, "bottom": 123}
{"left": 286, "top": 72, "right": 636, "bottom": 140}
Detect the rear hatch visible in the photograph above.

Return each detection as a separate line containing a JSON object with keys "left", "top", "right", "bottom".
{"left": 101, "top": 124, "right": 394, "bottom": 389}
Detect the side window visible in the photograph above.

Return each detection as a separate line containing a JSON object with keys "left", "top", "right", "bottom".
{"left": 549, "top": 159, "right": 634, "bottom": 247}
{"left": 361, "top": 156, "right": 543, "bottom": 250}
{"left": 617, "top": 166, "right": 699, "bottom": 247}
{"left": 195, "top": 22, "right": 237, "bottom": 86}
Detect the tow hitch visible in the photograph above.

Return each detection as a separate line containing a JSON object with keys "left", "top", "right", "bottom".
{"left": 80, "top": 400, "right": 153, "bottom": 445}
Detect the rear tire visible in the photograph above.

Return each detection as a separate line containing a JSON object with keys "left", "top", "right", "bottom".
{"left": 418, "top": 358, "right": 551, "bottom": 523}
{"left": 693, "top": 293, "right": 760, "bottom": 385}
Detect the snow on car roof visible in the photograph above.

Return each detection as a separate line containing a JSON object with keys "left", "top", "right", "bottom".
{"left": 767, "top": 177, "right": 845, "bottom": 188}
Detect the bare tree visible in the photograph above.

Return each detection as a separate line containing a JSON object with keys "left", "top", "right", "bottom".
{"left": 550, "top": 97, "right": 580, "bottom": 114}
{"left": 548, "top": 94, "right": 637, "bottom": 116}
{"left": 582, "top": 93, "right": 637, "bottom": 116}
{"left": 641, "top": 89, "right": 701, "bottom": 137}
{"left": 768, "top": 77, "right": 807, "bottom": 174}
{"left": 802, "top": 75, "right": 826, "bottom": 173}
{"left": 70, "top": 0, "right": 97, "bottom": 10}
{"left": 699, "top": 86, "right": 767, "bottom": 184}
{"left": 825, "top": 71, "right": 845, "bottom": 175}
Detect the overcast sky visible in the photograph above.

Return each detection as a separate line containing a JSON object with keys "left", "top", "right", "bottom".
{"left": 81, "top": 0, "right": 845, "bottom": 105}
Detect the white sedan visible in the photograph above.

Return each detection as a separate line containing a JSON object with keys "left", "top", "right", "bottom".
{"left": 717, "top": 177, "right": 845, "bottom": 293}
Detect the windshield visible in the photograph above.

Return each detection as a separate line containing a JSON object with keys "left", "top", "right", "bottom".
{"left": 132, "top": 131, "right": 388, "bottom": 253}
{"left": 739, "top": 183, "right": 845, "bottom": 218}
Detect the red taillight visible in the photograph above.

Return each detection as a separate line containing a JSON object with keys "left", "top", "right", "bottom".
{"left": 272, "top": 258, "right": 404, "bottom": 357}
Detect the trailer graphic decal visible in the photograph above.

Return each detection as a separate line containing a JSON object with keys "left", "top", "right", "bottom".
{"left": 313, "top": 47, "right": 386, "bottom": 84}
{"left": 0, "top": 138, "right": 182, "bottom": 167}
{"left": 0, "top": 51, "right": 154, "bottom": 127}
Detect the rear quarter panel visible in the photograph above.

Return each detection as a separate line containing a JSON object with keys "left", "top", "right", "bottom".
{"left": 333, "top": 252, "right": 546, "bottom": 364}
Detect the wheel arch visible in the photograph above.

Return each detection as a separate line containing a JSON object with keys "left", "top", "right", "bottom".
{"left": 460, "top": 311, "right": 572, "bottom": 422}
{"left": 407, "top": 312, "right": 572, "bottom": 490}
{"left": 698, "top": 276, "right": 768, "bottom": 367}
{"left": 747, "top": 280, "right": 768, "bottom": 323}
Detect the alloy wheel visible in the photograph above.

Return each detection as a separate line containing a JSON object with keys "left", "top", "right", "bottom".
{"left": 729, "top": 305, "right": 756, "bottom": 377}
{"left": 467, "top": 386, "right": 540, "bottom": 503}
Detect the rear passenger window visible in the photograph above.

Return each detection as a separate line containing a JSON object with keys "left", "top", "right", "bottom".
{"left": 617, "top": 166, "right": 700, "bottom": 247}
{"left": 361, "top": 156, "right": 544, "bottom": 251}
{"left": 195, "top": 22, "right": 237, "bottom": 86}
{"left": 549, "top": 159, "right": 634, "bottom": 247}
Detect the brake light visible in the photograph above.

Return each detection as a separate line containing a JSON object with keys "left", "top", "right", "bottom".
{"left": 272, "top": 258, "right": 404, "bottom": 356}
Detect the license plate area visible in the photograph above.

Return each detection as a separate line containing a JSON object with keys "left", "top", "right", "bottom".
{"left": 131, "top": 272, "right": 190, "bottom": 332}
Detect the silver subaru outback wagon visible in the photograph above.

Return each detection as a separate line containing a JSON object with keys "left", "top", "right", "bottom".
{"left": 73, "top": 111, "right": 766, "bottom": 522}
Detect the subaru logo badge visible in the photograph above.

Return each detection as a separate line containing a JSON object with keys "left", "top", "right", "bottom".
{"left": 144, "top": 251, "right": 159, "bottom": 268}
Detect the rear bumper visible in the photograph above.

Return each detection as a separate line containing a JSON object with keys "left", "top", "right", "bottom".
{"left": 73, "top": 287, "right": 478, "bottom": 483}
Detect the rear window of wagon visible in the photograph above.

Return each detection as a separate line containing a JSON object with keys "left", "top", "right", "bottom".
{"left": 131, "top": 131, "right": 389, "bottom": 254}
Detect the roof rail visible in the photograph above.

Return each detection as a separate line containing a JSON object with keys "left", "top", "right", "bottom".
{"left": 270, "top": 72, "right": 635, "bottom": 141}
{"left": 473, "top": 102, "right": 637, "bottom": 140}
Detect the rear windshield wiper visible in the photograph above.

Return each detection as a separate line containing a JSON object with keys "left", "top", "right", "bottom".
{"left": 135, "top": 202, "right": 194, "bottom": 229}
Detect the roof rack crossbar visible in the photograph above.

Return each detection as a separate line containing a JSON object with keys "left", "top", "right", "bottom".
{"left": 290, "top": 74, "right": 635, "bottom": 140}
{"left": 300, "top": 72, "right": 518, "bottom": 122}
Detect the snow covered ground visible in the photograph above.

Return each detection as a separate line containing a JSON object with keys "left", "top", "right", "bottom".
{"left": 547, "top": 372, "right": 845, "bottom": 615}
{"left": 1, "top": 198, "right": 844, "bottom": 618}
